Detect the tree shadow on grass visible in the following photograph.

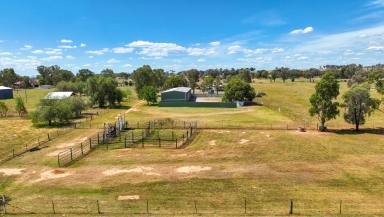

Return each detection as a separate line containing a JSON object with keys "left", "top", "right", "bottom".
{"left": 327, "top": 128, "right": 384, "bottom": 135}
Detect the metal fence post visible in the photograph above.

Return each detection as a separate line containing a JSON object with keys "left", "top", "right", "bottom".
{"left": 289, "top": 199, "right": 293, "bottom": 215}
{"left": 70, "top": 148, "right": 73, "bottom": 161}
{"left": 52, "top": 200, "right": 56, "bottom": 214}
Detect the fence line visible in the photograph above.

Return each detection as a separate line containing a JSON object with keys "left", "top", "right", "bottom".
{"left": 2, "top": 197, "right": 384, "bottom": 216}
{"left": 57, "top": 115, "right": 126, "bottom": 167}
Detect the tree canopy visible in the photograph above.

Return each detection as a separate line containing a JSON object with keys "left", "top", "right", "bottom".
{"left": 342, "top": 84, "right": 380, "bottom": 131}
{"left": 309, "top": 72, "right": 340, "bottom": 131}
{"left": 222, "top": 77, "right": 256, "bottom": 102}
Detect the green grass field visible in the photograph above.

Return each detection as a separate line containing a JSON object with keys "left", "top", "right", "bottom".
{"left": 0, "top": 81, "right": 383, "bottom": 216}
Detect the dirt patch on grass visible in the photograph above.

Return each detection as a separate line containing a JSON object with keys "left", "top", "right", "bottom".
{"left": 56, "top": 137, "right": 88, "bottom": 149}
{"left": 239, "top": 139, "right": 249, "bottom": 144}
{"left": 32, "top": 169, "right": 71, "bottom": 183}
{"left": 209, "top": 140, "right": 216, "bottom": 146}
{"left": 117, "top": 195, "right": 140, "bottom": 200}
{"left": 0, "top": 168, "right": 25, "bottom": 176}
{"left": 176, "top": 166, "right": 212, "bottom": 174}
{"left": 103, "top": 167, "right": 160, "bottom": 176}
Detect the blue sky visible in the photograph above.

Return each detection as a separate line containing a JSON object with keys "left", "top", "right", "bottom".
{"left": 0, "top": 0, "right": 384, "bottom": 76}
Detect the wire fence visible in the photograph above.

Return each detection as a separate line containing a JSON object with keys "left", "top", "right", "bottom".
{"left": 57, "top": 115, "right": 126, "bottom": 167}
{"left": 2, "top": 197, "right": 384, "bottom": 216}
{"left": 107, "top": 126, "right": 198, "bottom": 150}
{"left": 57, "top": 120, "right": 198, "bottom": 167}
{"left": 0, "top": 111, "right": 101, "bottom": 165}
{"left": 0, "top": 128, "right": 70, "bottom": 165}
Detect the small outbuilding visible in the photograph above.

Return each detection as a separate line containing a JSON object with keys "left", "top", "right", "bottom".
{"left": 0, "top": 86, "right": 13, "bottom": 100}
{"left": 45, "top": 91, "right": 74, "bottom": 100}
{"left": 161, "top": 87, "right": 192, "bottom": 102}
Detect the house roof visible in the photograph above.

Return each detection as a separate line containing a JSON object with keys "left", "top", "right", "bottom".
{"left": 0, "top": 86, "right": 12, "bottom": 90}
{"left": 45, "top": 92, "right": 74, "bottom": 100}
{"left": 162, "top": 87, "right": 191, "bottom": 93}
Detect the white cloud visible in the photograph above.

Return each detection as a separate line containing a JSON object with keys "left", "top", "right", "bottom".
{"left": 83, "top": 63, "right": 91, "bottom": 67}
{"left": 123, "top": 63, "right": 132, "bottom": 68}
{"left": 209, "top": 41, "right": 221, "bottom": 46}
{"left": 187, "top": 47, "right": 216, "bottom": 56}
{"left": 369, "top": 0, "right": 384, "bottom": 7}
{"left": 45, "top": 48, "right": 62, "bottom": 55}
{"left": 227, "top": 45, "right": 244, "bottom": 54}
{"left": 88, "top": 56, "right": 94, "bottom": 59}
{"left": 128, "top": 40, "right": 185, "bottom": 57}
{"left": 80, "top": 43, "right": 86, "bottom": 47}
{"left": 86, "top": 48, "right": 109, "bottom": 55}
{"left": 368, "top": 46, "right": 384, "bottom": 51}
{"left": 58, "top": 45, "right": 77, "bottom": 49}
{"left": 106, "top": 58, "right": 120, "bottom": 64}
{"left": 197, "top": 58, "right": 206, "bottom": 62}
{"left": 60, "top": 39, "right": 73, "bottom": 43}
{"left": 112, "top": 47, "right": 134, "bottom": 54}
{"left": 20, "top": 45, "right": 33, "bottom": 50}
{"left": 32, "top": 49, "right": 44, "bottom": 54}
{"left": 272, "top": 48, "right": 284, "bottom": 53}
{"left": 66, "top": 55, "right": 75, "bottom": 60}
{"left": 42, "top": 55, "right": 63, "bottom": 61}
{"left": 289, "top": 26, "right": 314, "bottom": 35}
{"left": 0, "top": 52, "right": 12, "bottom": 56}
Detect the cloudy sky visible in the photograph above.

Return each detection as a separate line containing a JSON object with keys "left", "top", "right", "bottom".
{"left": 0, "top": 0, "right": 384, "bottom": 76}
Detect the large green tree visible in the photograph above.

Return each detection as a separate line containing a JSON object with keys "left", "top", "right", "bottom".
{"left": 0, "top": 68, "right": 18, "bottom": 87}
{"left": 164, "top": 75, "right": 188, "bottom": 89}
{"left": 132, "top": 65, "right": 157, "bottom": 96}
{"left": 309, "top": 72, "right": 340, "bottom": 131}
{"left": 238, "top": 68, "right": 252, "bottom": 83}
{"left": 77, "top": 69, "right": 95, "bottom": 81}
{"left": 342, "top": 84, "right": 380, "bottom": 131}
{"left": 222, "top": 77, "right": 256, "bottom": 102}
{"left": 185, "top": 69, "right": 200, "bottom": 93}
{"left": 140, "top": 86, "right": 157, "bottom": 105}
{"left": 87, "top": 76, "right": 122, "bottom": 107}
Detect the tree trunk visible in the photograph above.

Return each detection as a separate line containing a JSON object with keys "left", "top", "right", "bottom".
{"left": 355, "top": 123, "right": 359, "bottom": 131}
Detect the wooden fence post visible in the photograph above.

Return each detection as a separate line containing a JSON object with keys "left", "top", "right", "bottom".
{"left": 124, "top": 136, "right": 127, "bottom": 148}
{"left": 89, "top": 138, "right": 92, "bottom": 149}
{"left": 70, "top": 148, "right": 73, "bottom": 161}
{"left": 12, "top": 149, "right": 15, "bottom": 158}
{"left": 289, "top": 199, "right": 293, "bottom": 215}
{"left": 97, "top": 133, "right": 100, "bottom": 144}
{"left": 97, "top": 200, "right": 101, "bottom": 214}
{"left": 244, "top": 198, "right": 247, "bottom": 214}
{"left": 146, "top": 199, "right": 149, "bottom": 214}
{"left": 194, "top": 200, "right": 197, "bottom": 214}
{"left": 339, "top": 200, "right": 342, "bottom": 215}
{"left": 48, "top": 133, "right": 51, "bottom": 141}
{"left": 80, "top": 143, "right": 84, "bottom": 155}
{"left": 57, "top": 154, "right": 60, "bottom": 167}
{"left": 51, "top": 200, "right": 56, "bottom": 214}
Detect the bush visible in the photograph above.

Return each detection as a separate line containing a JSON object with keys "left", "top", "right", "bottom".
{"left": 15, "top": 96, "right": 27, "bottom": 117}
{"left": 0, "top": 102, "right": 8, "bottom": 117}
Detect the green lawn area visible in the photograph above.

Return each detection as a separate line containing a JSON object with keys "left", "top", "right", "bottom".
{"left": 255, "top": 79, "right": 384, "bottom": 129}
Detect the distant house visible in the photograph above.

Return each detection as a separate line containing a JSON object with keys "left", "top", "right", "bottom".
{"left": 160, "top": 87, "right": 192, "bottom": 102}
{"left": 45, "top": 92, "right": 74, "bottom": 100}
{"left": 0, "top": 86, "right": 13, "bottom": 100}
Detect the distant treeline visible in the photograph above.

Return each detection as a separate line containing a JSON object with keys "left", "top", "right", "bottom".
{"left": 1, "top": 63, "right": 384, "bottom": 88}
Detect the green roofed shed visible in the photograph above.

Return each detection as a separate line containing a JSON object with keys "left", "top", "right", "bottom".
{"left": 161, "top": 87, "right": 192, "bottom": 102}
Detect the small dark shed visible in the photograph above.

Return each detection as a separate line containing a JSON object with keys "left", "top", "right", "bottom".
{"left": 161, "top": 87, "right": 192, "bottom": 102}
{"left": 0, "top": 86, "right": 13, "bottom": 99}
